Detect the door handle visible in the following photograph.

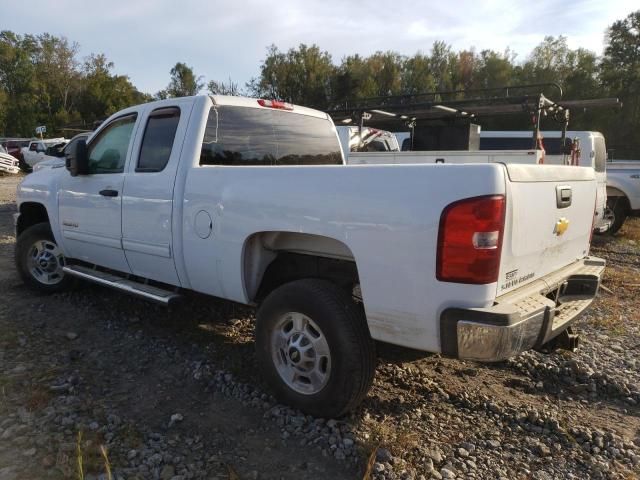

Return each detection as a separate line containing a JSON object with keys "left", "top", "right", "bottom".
{"left": 99, "top": 189, "right": 119, "bottom": 197}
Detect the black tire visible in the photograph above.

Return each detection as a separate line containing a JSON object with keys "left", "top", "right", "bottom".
{"left": 15, "top": 222, "right": 72, "bottom": 293}
{"left": 606, "top": 197, "right": 628, "bottom": 235}
{"left": 256, "top": 279, "right": 376, "bottom": 418}
{"left": 19, "top": 159, "right": 32, "bottom": 173}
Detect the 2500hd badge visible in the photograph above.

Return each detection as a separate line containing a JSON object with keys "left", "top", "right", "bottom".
{"left": 501, "top": 269, "right": 535, "bottom": 291}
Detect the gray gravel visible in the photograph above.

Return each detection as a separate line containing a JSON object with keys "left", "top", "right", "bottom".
{"left": 0, "top": 175, "right": 638, "bottom": 479}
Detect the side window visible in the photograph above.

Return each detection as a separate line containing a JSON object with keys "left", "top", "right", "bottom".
{"left": 29, "top": 143, "right": 38, "bottom": 151}
{"left": 201, "top": 106, "right": 276, "bottom": 166}
{"left": 137, "top": 107, "right": 181, "bottom": 172}
{"left": 87, "top": 114, "right": 137, "bottom": 174}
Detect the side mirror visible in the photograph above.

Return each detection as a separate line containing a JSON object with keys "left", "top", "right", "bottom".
{"left": 65, "top": 139, "right": 89, "bottom": 176}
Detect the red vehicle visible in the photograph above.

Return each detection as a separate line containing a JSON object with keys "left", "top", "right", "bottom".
{"left": 5, "top": 139, "right": 32, "bottom": 171}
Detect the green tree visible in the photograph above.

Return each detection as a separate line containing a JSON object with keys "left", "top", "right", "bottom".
{"left": 33, "top": 34, "right": 81, "bottom": 122}
{"left": 473, "top": 49, "right": 515, "bottom": 90}
{"left": 208, "top": 77, "right": 242, "bottom": 96}
{"left": 78, "top": 54, "right": 148, "bottom": 124}
{"left": 163, "top": 62, "right": 204, "bottom": 98}
{"left": 600, "top": 10, "right": 640, "bottom": 158}
{"left": 0, "top": 31, "right": 39, "bottom": 135}
{"left": 250, "top": 44, "right": 335, "bottom": 108}
{"left": 401, "top": 53, "right": 436, "bottom": 95}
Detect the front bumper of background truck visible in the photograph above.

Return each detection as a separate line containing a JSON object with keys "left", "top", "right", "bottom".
{"left": 440, "top": 256, "right": 606, "bottom": 362}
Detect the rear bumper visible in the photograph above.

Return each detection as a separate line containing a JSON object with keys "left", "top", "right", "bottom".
{"left": 440, "top": 256, "right": 605, "bottom": 362}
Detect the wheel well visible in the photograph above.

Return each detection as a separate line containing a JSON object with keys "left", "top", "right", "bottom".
{"left": 243, "top": 232, "right": 359, "bottom": 303}
{"left": 607, "top": 189, "right": 630, "bottom": 213}
{"left": 17, "top": 203, "right": 49, "bottom": 237}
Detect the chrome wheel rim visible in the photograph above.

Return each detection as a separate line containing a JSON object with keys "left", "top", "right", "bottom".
{"left": 271, "top": 312, "right": 331, "bottom": 395}
{"left": 604, "top": 207, "right": 615, "bottom": 226}
{"left": 27, "top": 240, "right": 65, "bottom": 285}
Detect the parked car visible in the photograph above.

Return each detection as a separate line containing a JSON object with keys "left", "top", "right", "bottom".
{"left": 15, "top": 95, "right": 605, "bottom": 417}
{"left": 480, "top": 131, "right": 610, "bottom": 233}
{"left": 22, "top": 138, "right": 67, "bottom": 168}
{"left": 0, "top": 145, "right": 20, "bottom": 174}
{"left": 5, "top": 139, "right": 32, "bottom": 171}
{"left": 31, "top": 133, "right": 91, "bottom": 172}
{"left": 336, "top": 126, "right": 400, "bottom": 161}
{"left": 605, "top": 160, "right": 640, "bottom": 233}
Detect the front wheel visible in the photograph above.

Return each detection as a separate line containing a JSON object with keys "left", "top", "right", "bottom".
{"left": 255, "top": 279, "right": 376, "bottom": 418}
{"left": 15, "top": 222, "right": 72, "bottom": 293}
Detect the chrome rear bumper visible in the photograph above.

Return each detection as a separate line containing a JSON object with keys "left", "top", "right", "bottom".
{"left": 440, "top": 257, "right": 605, "bottom": 362}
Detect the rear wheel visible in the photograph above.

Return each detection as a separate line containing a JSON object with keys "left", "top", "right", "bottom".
{"left": 255, "top": 279, "right": 376, "bottom": 417}
{"left": 15, "top": 222, "right": 72, "bottom": 293}
{"left": 606, "top": 197, "right": 628, "bottom": 235}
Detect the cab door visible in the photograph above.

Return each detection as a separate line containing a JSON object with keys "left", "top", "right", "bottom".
{"left": 57, "top": 113, "right": 139, "bottom": 272}
{"left": 121, "top": 102, "right": 192, "bottom": 285}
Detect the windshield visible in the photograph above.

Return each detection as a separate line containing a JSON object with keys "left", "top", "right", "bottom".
{"left": 0, "top": 145, "right": 6, "bottom": 154}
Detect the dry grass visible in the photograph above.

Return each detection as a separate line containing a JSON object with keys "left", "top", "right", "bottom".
{"left": 591, "top": 264, "right": 640, "bottom": 335}
{"left": 76, "top": 431, "right": 84, "bottom": 480}
{"left": 590, "top": 216, "right": 640, "bottom": 334}
{"left": 361, "top": 448, "right": 377, "bottom": 480}
{"left": 617, "top": 216, "right": 640, "bottom": 242}
{"left": 99, "top": 445, "right": 112, "bottom": 480}
{"left": 357, "top": 415, "right": 421, "bottom": 465}
{"left": 74, "top": 430, "right": 113, "bottom": 480}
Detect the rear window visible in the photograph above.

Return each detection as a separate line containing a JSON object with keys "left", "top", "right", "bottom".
{"left": 200, "top": 106, "right": 341, "bottom": 166}
{"left": 593, "top": 136, "right": 606, "bottom": 172}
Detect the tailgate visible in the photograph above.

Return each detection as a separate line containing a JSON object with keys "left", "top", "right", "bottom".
{"left": 498, "top": 164, "right": 596, "bottom": 296}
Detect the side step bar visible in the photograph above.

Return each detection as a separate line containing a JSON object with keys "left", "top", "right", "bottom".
{"left": 62, "top": 265, "right": 181, "bottom": 305}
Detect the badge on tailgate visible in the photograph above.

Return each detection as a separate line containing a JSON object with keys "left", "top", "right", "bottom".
{"left": 554, "top": 217, "right": 570, "bottom": 236}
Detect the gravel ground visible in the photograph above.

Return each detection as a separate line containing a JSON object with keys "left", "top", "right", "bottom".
{"left": 0, "top": 173, "right": 638, "bottom": 480}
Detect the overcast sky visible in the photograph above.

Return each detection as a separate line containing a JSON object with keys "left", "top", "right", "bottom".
{"left": 1, "top": 0, "right": 637, "bottom": 95}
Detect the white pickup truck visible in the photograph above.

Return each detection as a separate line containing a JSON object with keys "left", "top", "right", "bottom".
{"left": 605, "top": 160, "right": 640, "bottom": 233}
{"left": 15, "top": 95, "right": 605, "bottom": 417}
{"left": 22, "top": 138, "right": 68, "bottom": 168}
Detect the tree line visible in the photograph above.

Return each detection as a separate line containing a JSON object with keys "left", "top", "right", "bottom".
{"left": 1, "top": 10, "right": 638, "bottom": 158}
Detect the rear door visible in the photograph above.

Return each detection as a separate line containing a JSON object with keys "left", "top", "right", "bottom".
{"left": 121, "top": 100, "right": 193, "bottom": 285}
{"left": 497, "top": 164, "right": 596, "bottom": 295}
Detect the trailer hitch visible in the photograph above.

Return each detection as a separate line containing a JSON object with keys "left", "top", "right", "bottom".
{"left": 536, "top": 327, "right": 580, "bottom": 354}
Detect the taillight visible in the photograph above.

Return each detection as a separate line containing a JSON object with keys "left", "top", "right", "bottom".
{"left": 437, "top": 195, "right": 506, "bottom": 284}
{"left": 257, "top": 99, "right": 293, "bottom": 110}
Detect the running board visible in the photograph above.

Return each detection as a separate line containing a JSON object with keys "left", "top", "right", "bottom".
{"left": 62, "top": 265, "right": 181, "bottom": 305}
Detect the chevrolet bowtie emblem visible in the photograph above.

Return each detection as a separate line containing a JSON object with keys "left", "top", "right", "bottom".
{"left": 555, "top": 218, "right": 570, "bottom": 236}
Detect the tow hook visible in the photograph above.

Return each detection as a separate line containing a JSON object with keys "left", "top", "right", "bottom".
{"left": 536, "top": 327, "right": 580, "bottom": 354}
